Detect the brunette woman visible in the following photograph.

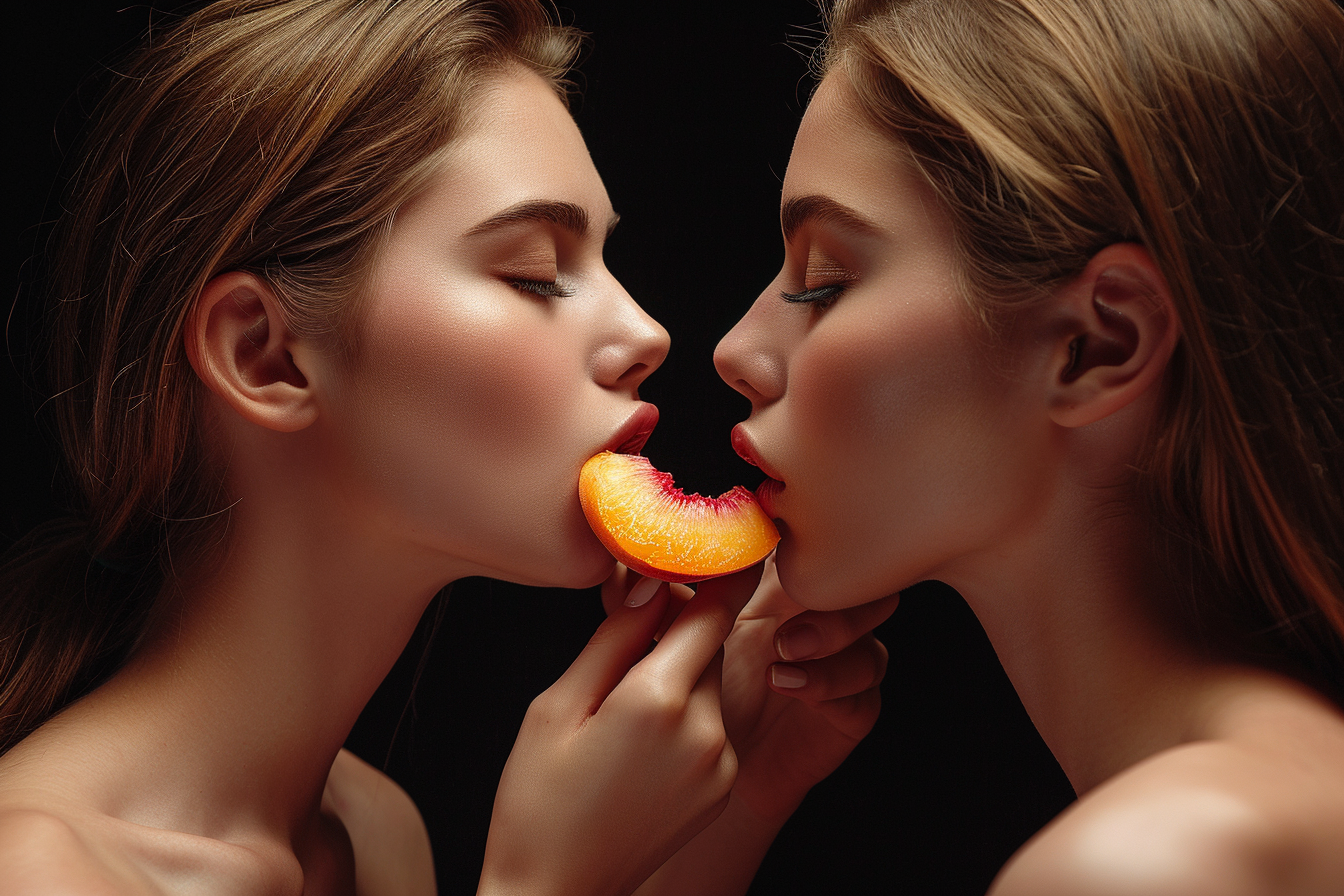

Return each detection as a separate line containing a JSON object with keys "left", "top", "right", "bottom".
{"left": 0, "top": 2, "right": 887, "bottom": 892}
{"left": 717, "top": 0, "right": 1344, "bottom": 892}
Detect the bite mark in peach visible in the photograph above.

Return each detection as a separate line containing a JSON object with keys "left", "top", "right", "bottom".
{"left": 579, "top": 451, "right": 780, "bottom": 583}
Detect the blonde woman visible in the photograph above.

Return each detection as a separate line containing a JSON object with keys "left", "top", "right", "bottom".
{"left": 0, "top": 1, "right": 888, "bottom": 892}
{"left": 717, "top": 0, "right": 1344, "bottom": 892}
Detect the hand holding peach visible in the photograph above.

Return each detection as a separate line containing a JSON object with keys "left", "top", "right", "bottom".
{"left": 720, "top": 557, "right": 896, "bottom": 823}
{"left": 605, "top": 559, "right": 895, "bottom": 896}
{"left": 478, "top": 565, "right": 760, "bottom": 896}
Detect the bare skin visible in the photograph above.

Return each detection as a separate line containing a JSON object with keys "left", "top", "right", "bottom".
{"left": 715, "top": 70, "right": 1344, "bottom": 896}
{"left": 0, "top": 68, "right": 676, "bottom": 895}
{"left": 0, "top": 68, "right": 890, "bottom": 896}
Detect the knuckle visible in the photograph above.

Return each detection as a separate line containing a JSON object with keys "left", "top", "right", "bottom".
{"left": 522, "top": 685, "right": 575, "bottom": 729}
{"left": 683, "top": 702, "right": 730, "bottom": 761}
{"left": 872, "top": 638, "right": 890, "bottom": 678}
{"left": 693, "top": 718, "right": 729, "bottom": 760}
{"left": 626, "top": 672, "right": 689, "bottom": 725}
{"left": 716, "top": 744, "right": 739, "bottom": 788}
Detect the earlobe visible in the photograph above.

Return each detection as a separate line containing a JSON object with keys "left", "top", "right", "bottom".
{"left": 1047, "top": 243, "right": 1181, "bottom": 428}
{"left": 185, "top": 271, "right": 318, "bottom": 432}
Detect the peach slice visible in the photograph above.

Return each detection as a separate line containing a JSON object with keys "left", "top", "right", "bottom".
{"left": 579, "top": 451, "right": 780, "bottom": 583}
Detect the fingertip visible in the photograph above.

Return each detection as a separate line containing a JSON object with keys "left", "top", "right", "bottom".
{"left": 694, "top": 561, "right": 766, "bottom": 613}
{"left": 624, "top": 575, "right": 664, "bottom": 608}
{"left": 774, "top": 623, "right": 822, "bottom": 662}
{"left": 769, "top": 663, "right": 808, "bottom": 690}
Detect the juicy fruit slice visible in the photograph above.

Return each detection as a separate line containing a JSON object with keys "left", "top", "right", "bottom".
{"left": 579, "top": 451, "right": 780, "bottom": 583}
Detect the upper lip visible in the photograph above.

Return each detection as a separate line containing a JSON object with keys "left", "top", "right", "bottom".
{"left": 731, "top": 424, "right": 783, "bottom": 482}
{"left": 604, "top": 403, "right": 660, "bottom": 455}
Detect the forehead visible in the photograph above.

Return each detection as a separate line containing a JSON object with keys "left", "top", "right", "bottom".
{"left": 784, "top": 72, "right": 942, "bottom": 226}
{"left": 400, "top": 67, "right": 611, "bottom": 227}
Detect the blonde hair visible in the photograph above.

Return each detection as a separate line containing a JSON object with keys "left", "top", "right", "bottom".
{"left": 1, "top": 0, "right": 581, "bottom": 754}
{"left": 823, "top": 0, "right": 1344, "bottom": 688}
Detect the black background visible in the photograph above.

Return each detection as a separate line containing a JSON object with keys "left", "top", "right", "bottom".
{"left": 6, "top": 3, "right": 1074, "bottom": 893}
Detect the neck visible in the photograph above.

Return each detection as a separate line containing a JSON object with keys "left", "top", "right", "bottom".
{"left": 944, "top": 495, "right": 1222, "bottom": 795}
{"left": 43, "top": 489, "right": 456, "bottom": 846}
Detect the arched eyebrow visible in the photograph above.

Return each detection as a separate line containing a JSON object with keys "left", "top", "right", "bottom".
{"left": 781, "top": 194, "right": 879, "bottom": 242}
{"left": 466, "top": 199, "right": 620, "bottom": 239}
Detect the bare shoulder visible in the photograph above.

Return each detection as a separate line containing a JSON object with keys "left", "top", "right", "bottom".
{"left": 991, "top": 737, "right": 1344, "bottom": 896}
{"left": 325, "top": 749, "right": 436, "bottom": 896}
{"left": 0, "top": 805, "right": 152, "bottom": 895}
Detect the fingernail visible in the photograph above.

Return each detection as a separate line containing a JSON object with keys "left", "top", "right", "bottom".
{"left": 775, "top": 624, "right": 822, "bottom": 661}
{"left": 771, "top": 664, "right": 808, "bottom": 689}
{"left": 625, "top": 576, "right": 662, "bottom": 608}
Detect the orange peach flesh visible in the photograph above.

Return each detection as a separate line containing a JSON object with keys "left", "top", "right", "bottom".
{"left": 579, "top": 451, "right": 780, "bottom": 583}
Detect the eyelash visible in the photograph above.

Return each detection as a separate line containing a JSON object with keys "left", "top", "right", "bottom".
{"left": 509, "top": 278, "right": 575, "bottom": 299}
{"left": 780, "top": 283, "right": 848, "bottom": 310}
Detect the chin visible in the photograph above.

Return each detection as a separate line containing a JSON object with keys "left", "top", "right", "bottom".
{"left": 564, "top": 555, "right": 618, "bottom": 590}
{"left": 531, "top": 542, "right": 617, "bottom": 591}
{"left": 774, "top": 545, "right": 876, "bottom": 611}
{"left": 771, "top": 546, "right": 827, "bottom": 609}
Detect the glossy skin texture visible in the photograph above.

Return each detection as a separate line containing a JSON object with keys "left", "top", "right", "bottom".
{"left": 314, "top": 71, "right": 669, "bottom": 591}
{"left": 717, "top": 70, "right": 1344, "bottom": 896}
{"left": 0, "top": 67, "right": 892, "bottom": 896}
{"left": 0, "top": 70, "right": 674, "bottom": 894}
{"left": 715, "top": 73, "right": 1054, "bottom": 611}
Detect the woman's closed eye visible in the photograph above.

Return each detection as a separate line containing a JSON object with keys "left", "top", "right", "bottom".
{"left": 509, "top": 277, "right": 575, "bottom": 299}
{"left": 780, "top": 282, "right": 848, "bottom": 310}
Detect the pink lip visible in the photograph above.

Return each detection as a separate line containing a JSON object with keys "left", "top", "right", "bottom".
{"left": 731, "top": 424, "right": 782, "bottom": 480}
{"left": 605, "top": 403, "right": 660, "bottom": 455}
{"left": 731, "top": 424, "right": 785, "bottom": 516}
{"left": 754, "top": 477, "right": 783, "bottom": 519}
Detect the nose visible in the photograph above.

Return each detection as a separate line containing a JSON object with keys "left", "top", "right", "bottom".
{"left": 714, "top": 293, "right": 787, "bottom": 406}
{"left": 592, "top": 280, "right": 671, "bottom": 391}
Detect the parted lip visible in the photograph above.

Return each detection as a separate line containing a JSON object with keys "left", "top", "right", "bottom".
{"left": 605, "top": 403, "right": 660, "bottom": 455}
{"left": 731, "top": 424, "right": 784, "bottom": 484}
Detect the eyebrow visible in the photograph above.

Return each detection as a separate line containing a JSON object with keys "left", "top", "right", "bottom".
{"left": 780, "top": 194, "right": 880, "bottom": 242}
{"left": 465, "top": 199, "right": 620, "bottom": 239}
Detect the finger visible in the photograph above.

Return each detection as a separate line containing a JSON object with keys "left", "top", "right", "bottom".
{"left": 685, "top": 648, "right": 739, "bottom": 786}
{"left": 636, "top": 562, "right": 764, "bottom": 690}
{"left": 599, "top": 562, "right": 640, "bottom": 615}
{"left": 543, "top": 586, "right": 672, "bottom": 710}
{"left": 600, "top": 566, "right": 692, "bottom": 617}
{"left": 773, "top": 592, "right": 901, "bottom": 662}
{"left": 769, "top": 634, "right": 889, "bottom": 701}
{"left": 736, "top": 552, "right": 803, "bottom": 623}
{"left": 653, "top": 582, "right": 694, "bottom": 641}
{"left": 600, "top": 568, "right": 693, "bottom": 643}
{"left": 808, "top": 685, "right": 884, "bottom": 744}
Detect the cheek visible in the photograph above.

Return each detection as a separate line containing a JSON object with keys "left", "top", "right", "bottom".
{"left": 788, "top": 303, "right": 963, "bottom": 493}
{"left": 363, "top": 296, "right": 568, "bottom": 453}
{"left": 330, "top": 282, "right": 585, "bottom": 540}
{"left": 776, "top": 302, "right": 1034, "bottom": 606}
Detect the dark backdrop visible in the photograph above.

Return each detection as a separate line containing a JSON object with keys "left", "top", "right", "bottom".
{"left": 5, "top": 3, "right": 1073, "bottom": 894}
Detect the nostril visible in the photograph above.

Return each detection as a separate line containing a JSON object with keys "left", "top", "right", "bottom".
{"left": 620, "top": 361, "right": 650, "bottom": 384}
{"left": 731, "top": 378, "right": 765, "bottom": 405}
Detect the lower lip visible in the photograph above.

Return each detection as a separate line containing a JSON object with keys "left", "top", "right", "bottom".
{"left": 754, "top": 477, "right": 784, "bottom": 519}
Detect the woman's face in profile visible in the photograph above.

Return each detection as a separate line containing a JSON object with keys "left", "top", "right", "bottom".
{"left": 715, "top": 72, "right": 1054, "bottom": 610}
{"left": 311, "top": 68, "right": 669, "bottom": 590}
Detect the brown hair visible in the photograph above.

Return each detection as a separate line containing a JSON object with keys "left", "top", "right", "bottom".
{"left": 823, "top": 0, "right": 1344, "bottom": 689}
{"left": 0, "top": 0, "right": 581, "bottom": 755}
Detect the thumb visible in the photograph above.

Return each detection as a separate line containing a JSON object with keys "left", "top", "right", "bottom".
{"left": 635, "top": 562, "right": 764, "bottom": 690}
{"left": 543, "top": 585, "right": 671, "bottom": 711}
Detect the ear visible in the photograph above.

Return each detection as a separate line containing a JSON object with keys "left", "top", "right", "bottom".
{"left": 1046, "top": 243, "right": 1181, "bottom": 428}
{"left": 185, "top": 271, "right": 318, "bottom": 432}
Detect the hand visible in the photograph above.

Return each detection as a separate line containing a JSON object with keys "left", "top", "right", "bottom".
{"left": 605, "top": 559, "right": 895, "bottom": 896}
{"left": 478, "top": 565, "right": 761, "bottom": 896}
{"left": 717, "top": 555, "right": 895, "bottom": 825}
